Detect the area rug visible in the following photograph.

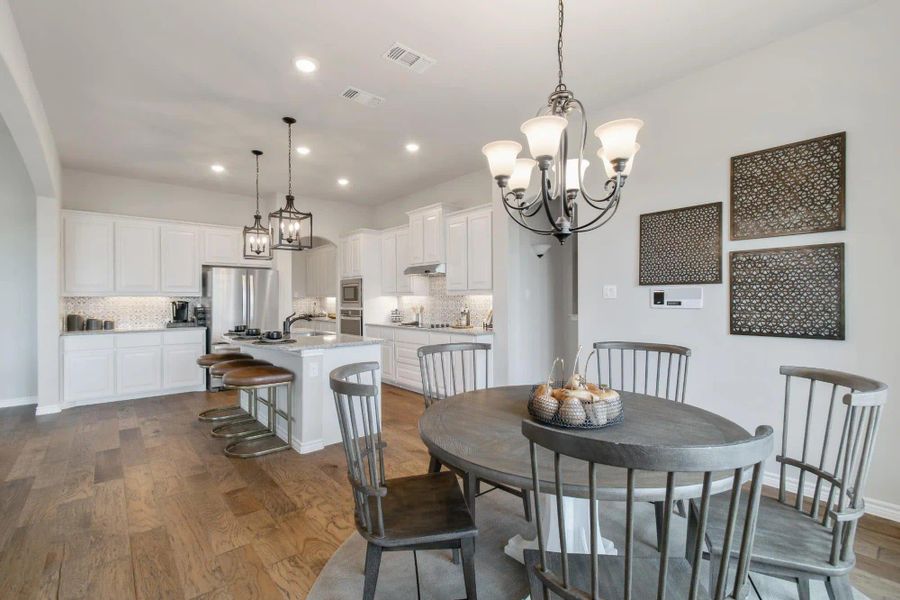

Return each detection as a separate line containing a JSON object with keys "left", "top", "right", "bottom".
{"left": 308, "top": 490, "right": 868, "bottom": 599}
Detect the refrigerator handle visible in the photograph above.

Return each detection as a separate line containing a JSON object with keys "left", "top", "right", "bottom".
{"left": 241, "top": 273, "right": 248, "bottom": 325}
{"left": 249, "top": 273, "right": 255, "bottom": 326}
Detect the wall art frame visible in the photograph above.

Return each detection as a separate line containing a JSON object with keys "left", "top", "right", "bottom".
{"left": 639, "top": 201, "right": 722, "bottom": 286}
{"left": 730, "top": 132, "right": 846, "bottom": 241}
{"left": 729, "top": 242, "right": 845, "bottom": 341}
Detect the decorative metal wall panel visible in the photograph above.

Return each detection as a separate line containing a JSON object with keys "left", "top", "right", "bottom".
{"left": 729, "top": 243, "right": 844, "bottom": 340}
{"left": 730, "top": 132, "right": 845, "bottom": 240}
{"left": 639, "top": 202, "right": 722, "bottom": 286}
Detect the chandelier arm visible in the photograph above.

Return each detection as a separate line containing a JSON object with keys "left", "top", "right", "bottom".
{"left": 577, "top": 176, "right": 623, "bottom": 210}
{"left": 501, "top": 188, "right": 544, "bottom": 213}
{"left": 571, "top": 196, "right": 623, "bottom": 233}
{"left": 540, "top": 172, "right": 563, "bottom": 232}
{"left": 500, "top": 194, "right": 557, "bottom": 236}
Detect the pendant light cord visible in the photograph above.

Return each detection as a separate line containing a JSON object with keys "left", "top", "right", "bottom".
{"left": 556, "top": 0, "right": 565, "bottom": 91}
{"left": 287, "top": 120, "right": 293, "bottom": 196}
{"left": 254, "top": 152, "right": 261, "bottom": 215}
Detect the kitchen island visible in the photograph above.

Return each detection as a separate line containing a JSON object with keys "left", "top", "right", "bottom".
{"left": 224, "top": 328, "right": 381, "bottom": 454}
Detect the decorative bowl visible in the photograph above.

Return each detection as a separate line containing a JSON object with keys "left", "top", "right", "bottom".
{"left": 528, "top": 381, "right": 624, "bottom": 429}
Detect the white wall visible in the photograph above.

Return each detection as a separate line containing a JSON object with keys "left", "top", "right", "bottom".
{"left": 0, "top": 119, "right": 36, "bottom": 405}
{"left": 373, "top": 170, "right": 491, "bottom": 229}
{"left": 577, "top": 1, "right": 900, "bottom": 514}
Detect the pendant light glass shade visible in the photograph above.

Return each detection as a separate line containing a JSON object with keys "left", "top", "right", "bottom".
{"left": 482, "top": 140, "right": 521, "bottom": 178}
{"left": 269, "top": 117, "right": 313, "bottom": 251}
{"left": 563, "top": 158, "right": 588, "bottom": 191}
{"left": 520, "top": 115, "right": 567, "bottom": 159}
{"left": 243, "top": 150, "right": 272, "bottom": 260}
{"left": 598, "top": 143, "right": 640, "bottom": 178}
{"left": 593, "top": 118, "right": 643, "bottom": 161}
{"left": 508, "top": 158, "right": 536, "bottom": 191}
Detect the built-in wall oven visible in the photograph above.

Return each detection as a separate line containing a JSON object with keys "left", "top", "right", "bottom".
{"left": 340, "top": 278, "right": 362, "bottom": 308}
{"left": 340, "top": 309, "right": 362, "bottom": 336}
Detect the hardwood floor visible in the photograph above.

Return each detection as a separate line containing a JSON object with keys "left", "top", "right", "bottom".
{"left": 0, "top": 385, "right": 898, "bottom": 599}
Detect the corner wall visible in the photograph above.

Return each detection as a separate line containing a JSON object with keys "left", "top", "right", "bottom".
{"left": 576, "top": 1, "right": 900, "bottom": 514}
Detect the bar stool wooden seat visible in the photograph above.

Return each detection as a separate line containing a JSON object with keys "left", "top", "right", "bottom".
{"left": 209, "top": 359, "right": 273, "bottom": 439}
{"left": 222, "top": 365, "right": 295, "bottom": 458}
{"left": 196, "top": 352, "right": 254, "bottom": 422}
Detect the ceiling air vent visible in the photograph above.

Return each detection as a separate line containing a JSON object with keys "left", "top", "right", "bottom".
{"left": 340, "top": 86, "right": 385, "bottom": 108}
{"left": 382, "top": 42, "right": 436, "bottom": 74}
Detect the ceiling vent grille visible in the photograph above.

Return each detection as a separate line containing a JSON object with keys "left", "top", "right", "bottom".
{"left": 382, "top": 42, "right": 436, "bottom": 74}
{"left": 340, "top": 86, "right": 385, "bottom": 108}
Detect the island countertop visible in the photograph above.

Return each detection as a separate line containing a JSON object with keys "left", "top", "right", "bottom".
{"left": 223, "top": 329, "right": 380, "bottom": 352}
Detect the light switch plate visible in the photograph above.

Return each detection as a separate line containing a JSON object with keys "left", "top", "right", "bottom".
{"left": 603, "top": 285, "right": 617, "bottom": 299}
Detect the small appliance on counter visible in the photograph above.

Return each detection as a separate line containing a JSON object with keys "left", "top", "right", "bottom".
{"left": 389, "top": 309, "right": 402, "bottom": 323}
{"left": 66, "top": 314, "right": 85, "bottom": 332}
{"left": 167, "top": 300, "right": 198, "bottom": 328}
{"left": 85, "top": 318, "right": 103, "bottom": 331}
{"left": 193, "top": 305, "right": 208, "bottom": 327}
{"left": 103, "top": 320, "right": 115, "bottom": 330}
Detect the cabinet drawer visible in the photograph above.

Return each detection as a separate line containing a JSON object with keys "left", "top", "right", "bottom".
{"left": 116, "top": 332, "right": 163, "bottom": 348}
{"left": 395, "top": 364, "right": 422, "bottom": 387}
{"left": 396, "top": 329, "right": 430, "bottom": 345}
{"left": 428, "top": 332, "right": 452, "bottom": 345}
{"left": 366, "top": 326, "right": 394, "bottom": 341}
{"left": 63, "top": 335, "right": 115, "bottom": 352}
{"left": 395, "top": 343, "right": 421, "bottom": 366}
{"left": 163, "top": 329, "right": 205, "bottom": 345}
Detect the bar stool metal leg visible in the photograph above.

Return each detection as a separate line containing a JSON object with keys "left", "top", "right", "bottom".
{"left": 224, "top": 383, "right": 293, "bottom": 458}
{"left": 211, "top": 389, "right": 268, "bottom": 439}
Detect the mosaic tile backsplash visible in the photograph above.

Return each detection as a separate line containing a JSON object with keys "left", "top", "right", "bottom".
{"left": 395, "top": 277, "right": 492, "bottom": 326}
{"left": 62, "top": 297, "right": 199, "bottom": 330}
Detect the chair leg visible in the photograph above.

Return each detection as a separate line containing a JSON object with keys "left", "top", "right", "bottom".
{"left": 463, "top": 472, "right": 477, "bottom": 523}
{"left": 708, "top": 554, "right": 721, "bottom": 599}
{"left": 460, "top": 537, "right": 477, "bottom": 600}
{"left": 797, "top": 577, "right": 812, "bottom": 600}
{"left": 522, "top": 489, "right": 533, "bottom": 523}
{"left": 685, "top": 503, "right": 698, "bottom": 564}
{"left": 654, "top": 501, "right": 665, "bottom": 550}
{"left": 428, "top": 455, "right": 441, "bottom": 473}
{"left": 363, "top": 543, "right": 382, "bottom": 600}
{"left": 825, "top": 575, "right": 854, "bottom": 600}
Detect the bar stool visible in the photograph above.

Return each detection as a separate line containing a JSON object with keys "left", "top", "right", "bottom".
{"left": 209, "top": 359, "right": 273, "bottom": 440}
{"left": 196, "top": 352, "right": 253, "bottom": 422}
{"left": 222, "top": 365, "right": 295, "bottom": 458}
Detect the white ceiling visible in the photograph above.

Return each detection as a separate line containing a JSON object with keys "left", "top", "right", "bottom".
{"left": 10, "top": 0, "right": 869, "bottom": 205}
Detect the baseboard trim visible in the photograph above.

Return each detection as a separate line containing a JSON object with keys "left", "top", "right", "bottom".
{"left": 0, "top": 395, "right": 37, "bottom": 408}
{"left": 764, "top": 471, "right": 900, "bottom": 523}
{"left": 35, "top": 404, "right": 62, "bottom": 416}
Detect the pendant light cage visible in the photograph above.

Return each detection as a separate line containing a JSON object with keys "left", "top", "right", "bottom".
{"left": 243, "top": 149, "right": 274, "bottom": 260}
{"left": 269, "top": 117, "right": 313, "bottom": 251}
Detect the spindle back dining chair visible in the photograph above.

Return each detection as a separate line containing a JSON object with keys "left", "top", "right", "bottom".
{"left": 418, "top": 342, "right": 531, "bottom": 524}
{"left": 330, "top": 362, "right": 478, "bottom": 600}
{"left": 592, "top": 341, "right": 691, "bottom": 402}
{"left": 523, "top": 418, "right": 774, "bottom": 600}
{"left": 691, "top": 366, "right": 888, "bottom": 599}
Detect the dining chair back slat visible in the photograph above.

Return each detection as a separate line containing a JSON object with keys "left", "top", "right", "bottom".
{"left": 592, "top": 341, "right": 691, "bottom": 402}
{"left": 523, "top": 419, "right": 774, "bottom": 600}
{"left": 418, "top": 343, "right": 491, "bottom": 408}
{"left": 776, "top": 366, "right": 887, "bottom": 565}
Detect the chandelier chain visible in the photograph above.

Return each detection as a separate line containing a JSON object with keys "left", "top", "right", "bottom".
{"left": 254, "top": 152, "right": 260, "bottom": 214}
{"left": 556, "top": 0, "right": 565, "bottom": 91}
{"left": 286, "top": 121, "right": 293, "bottom": 196}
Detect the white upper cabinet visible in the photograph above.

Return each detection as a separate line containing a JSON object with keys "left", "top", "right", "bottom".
{"left": 114, "top": 219, "right": 160, "bottom": 293}
{"left": 395, "top": 228, "right": 413, "bottom": 294}
{"left": 445, "top": 214, "right": 468, "bottom": 292}
{"left": 444, "top": 206, "right": 493, "bottom": 293}
{"left": 160, "top": 225, "right": 201, "bottom": 295}
{"left": 380, "top": 227, "right": 426, "bottom": 296}
{"left": 406, "top": 204, "right": 449, "bottom": 266}
{"left": 202, "top": 227, "right": 242, "bottom": 265}
{"left": 341, "top": 235, "right": 362, "bottom": 278}
{"left": 381, "top": 232, "right": 398, "bottom": 294}
{"left": 300, "top": 245, "right": 337, "bottom": 298}
{"left": 408, "top": 213, "right": 424, "bottom": 264}
{"left": 63, "top": 212, "right": 115, "bottom": 295}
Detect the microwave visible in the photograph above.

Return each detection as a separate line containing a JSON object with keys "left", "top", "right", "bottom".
{"left": 340, "top": 278, "right": 363, "bottom": 308}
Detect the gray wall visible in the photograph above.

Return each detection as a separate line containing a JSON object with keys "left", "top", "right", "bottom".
{"left": 0, "top": 118, "right": 36, "bottom": 404}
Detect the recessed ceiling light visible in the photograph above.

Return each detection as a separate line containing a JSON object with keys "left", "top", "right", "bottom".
{"left": 337, "top": 178, "right": 349, "bottom": 187}
{"left": 210, "top": 164, "right": 225, "bottom": 173}
{"left": 405, "top": 142, "right": 420, "bottom": 153}
{"left": 296, "top": 146, "right": 311, "bottom": 155}
{"left": 294, "top": 57, "right": 319, "bottom": 74}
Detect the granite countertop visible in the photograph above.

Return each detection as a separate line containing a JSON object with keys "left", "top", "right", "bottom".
{"left": 365, "top": 323, "right": 494, "bottom": 337}
{"left": 61, "top": 326, "right": 207, "bottom": 337}
{"left": 223, "top": 329, "right": 378, "bottom": 352}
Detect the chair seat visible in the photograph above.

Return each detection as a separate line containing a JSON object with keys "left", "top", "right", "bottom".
{"left": 209, "top": 358, "right": 271, "bottom": 377}
{"left": 364, "top": 471, "right": 477, "bottom": 548}
{"left": 222, "top": 365, "right": 294, "bottom": 387}
{"left": 696, "top": 493, "right": 853, "bottom": 577}
{"left": 197, "top": 352, "right": 253, "bottom": 367}
{"left": 524, "top": 551, "right": 710, "bottom": 600}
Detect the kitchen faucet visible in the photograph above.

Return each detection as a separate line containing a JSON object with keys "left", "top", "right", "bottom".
{"left": 283, "top": 312, "right": 304, "bottom": 334}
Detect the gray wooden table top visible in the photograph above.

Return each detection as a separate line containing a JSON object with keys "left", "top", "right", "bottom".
{"left": 418, "top": 385, "right": 751, "bottom": 501}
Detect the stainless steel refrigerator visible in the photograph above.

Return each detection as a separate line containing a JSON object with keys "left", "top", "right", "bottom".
{"left": 201, "top": 266, "right": 279, "bottom": 385}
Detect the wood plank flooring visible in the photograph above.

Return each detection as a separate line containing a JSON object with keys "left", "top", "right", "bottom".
{"left": 0, "top": 385, "right": 898, "bottom": 599}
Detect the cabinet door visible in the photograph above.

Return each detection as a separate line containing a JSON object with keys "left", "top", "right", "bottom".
{"left": 292, "top": 252, "right": 307, "bottom": 299}
{"left": 305, "top": 249, "right": 318, "bottom": 297}
{"left": 381, "top": 234, "right": 397, "bottom": 294}
{"left": 395, "top": 229, "right": 412, "bottom": 294}
{"left": 116, "top": 346, "right": 162, "bottom": 395}
{"left": 115, "top": 220, "right": 160, "bottom": 293}
{"left": 63, "top": 213, "right": 115, "bottom": 294}
{"left": 64, "top": 349, "right": 116, "bottom": 402}
{"left": 422, "top": 209, "right": 443, "bottom": 263}
{"left": 408, "top": 214, "right": 424, "bottom": 264}
{"left": 160, "top": 226, "right": 201, "bottom": 295}
{"left": 349, "top": 237, "right": 361, "bottom": 276}
{"left": 381, "top": 342, "right": 395, "bottom": 380}
{"left": 340, "top": 239, "right": 352, "bottom": 277}
{"left": 162, "top": 344, "right": 204, "bottom": 389}
{"left": 467, "top": 210, "right": 493, "bottom": 291}
{"left": 324, "top": 246, "right": 337, "bottom": 296}
{"left": 203, "top": 228, "right": 241, "bottom": 265}
{"left": 445, "top": 215, "right": 468, "bottom": 292}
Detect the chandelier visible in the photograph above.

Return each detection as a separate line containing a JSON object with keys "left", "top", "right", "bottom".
{"left": 269, "top": 117, "right": 313, "bottom": 251}
{"left": 482, "top": 0, "right": 643, "bottom": 244}
{"left": 242, "top": 149, "right": 273, "bottom": 260}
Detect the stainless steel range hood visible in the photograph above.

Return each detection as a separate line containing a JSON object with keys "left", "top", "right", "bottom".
{"left": 403, "top": 263, "right": 446, "bottom": 276}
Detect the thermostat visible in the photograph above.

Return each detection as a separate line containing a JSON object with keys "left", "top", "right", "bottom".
{"left": 650, "top": 287, "right": 703, "bottom": 309}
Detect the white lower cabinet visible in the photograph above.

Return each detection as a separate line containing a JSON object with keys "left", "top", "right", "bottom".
{"left": 63, "top": 329, "right": 205, "bottom": 406}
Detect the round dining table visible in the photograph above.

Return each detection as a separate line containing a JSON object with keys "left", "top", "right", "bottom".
{"left": 418, "top": 385, "right": 751, "bottom": 562}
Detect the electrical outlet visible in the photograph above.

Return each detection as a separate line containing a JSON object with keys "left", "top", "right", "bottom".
{"left": 603, "top": 285, "right": 617, "bottom": 299}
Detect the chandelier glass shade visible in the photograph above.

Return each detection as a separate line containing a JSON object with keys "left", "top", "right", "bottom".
{"left": 269, "top": 117, "right": 313, "bottom": 251}
{"left": 242, "top": 150, "right": 273, "bottom": 260}
{"left": 482, "top": 0, "right": 644, "bottom": 244}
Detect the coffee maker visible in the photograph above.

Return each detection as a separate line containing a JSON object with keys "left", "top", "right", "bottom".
{"left": 167, "top": 301, "right": 193, "bottom": 328}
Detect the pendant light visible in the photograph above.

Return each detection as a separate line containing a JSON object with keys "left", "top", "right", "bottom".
{"left": 269, "top": 116, "right": 313, "bottom": 251}
{"left": 242, "top": 150, "right": 273, "bottom": 260}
